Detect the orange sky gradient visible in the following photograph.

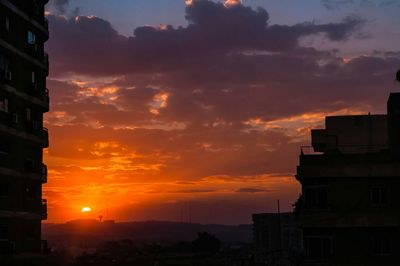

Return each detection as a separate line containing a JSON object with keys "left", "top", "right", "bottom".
{"left": 42, "top": 0, "right": 399, "bottom": 224}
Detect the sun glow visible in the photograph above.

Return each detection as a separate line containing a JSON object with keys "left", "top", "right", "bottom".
{"left": 81, "top": 207, "right": 92, "bottom": 213}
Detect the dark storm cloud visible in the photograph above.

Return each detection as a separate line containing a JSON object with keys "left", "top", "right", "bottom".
{"left": 46, "top": 0, "right": 364, "bottom": 76}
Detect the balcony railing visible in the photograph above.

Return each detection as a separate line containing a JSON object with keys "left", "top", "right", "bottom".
{"left": 41, "top": 163, "right": 47, "bottom": 183}
{"left": 41, "top": 199, "right": 47, "bottom": 220}
{"left": 44, "top": 17, "right": 49, "bottom": 31}
{"left": 301, "top": 145, "right": 389, "bottom": 155}
{"left": 43, "top": 127, "right": 49, "bottom": 148}
{"left": 43, "top": 52, "right": 49, "bottom": 74}
{"left": 44, "top": 87, "right": 49, "bottom": 104}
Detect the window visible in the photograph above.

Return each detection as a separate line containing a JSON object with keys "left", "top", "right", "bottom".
{"left": 26, "top": 108, "right": 31, "bottom": 121}
{"left": 4, "top": 16, "right": 10, "bottom": 32}
{"left": 0, "top": 54, "right": 10, "bottom": 72}
{"left": 0, "top": 227, "right": 8, "bottom": 241}
{"left": 0, "top": 142, "right": 10, "bottom": 155}
{"left": 31, "top": 71, "right": 36, "bottom": 83}
{"left": 0, "top": 183, "right": 8, "bottom": 198}
{"left": 305, "top": 236, "right": 332, "bottom": 259}
{"left": 32, "top": 0, "right": 40, "bottom": 15}
{"left": 304, "top": 185, "right": 328, "bottom": 209}
{"left": 0, "top": 55, "right": 11, "bottom": 81}
{"left": 372, "top": 234, "right": 391, "bottom": 255}
{"left": 26, "top": 223, "right": 36, "bottom": 239}
{"left": 0, "top": 98, "right": 8, "bottom": 112}
{"left": 370, "top": 187, "right": 389, "bottom": 205}
{"left": 27, "top": 31, "right": 36, "bottom": 45}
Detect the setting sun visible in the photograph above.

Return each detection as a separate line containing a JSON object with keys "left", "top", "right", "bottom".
{"left": 81, "top": 207, "right": 92, "bottom": 213}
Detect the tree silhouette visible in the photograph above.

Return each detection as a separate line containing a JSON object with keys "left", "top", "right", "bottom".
{"left": 192, "top": 232, "right": 221, "bottom": 254}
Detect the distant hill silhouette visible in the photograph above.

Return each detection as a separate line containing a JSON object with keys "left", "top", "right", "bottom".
{"left": 43, "top": 220, "right": 252, "bottom": 250}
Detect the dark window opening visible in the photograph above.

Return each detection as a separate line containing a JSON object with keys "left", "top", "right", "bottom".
{"left": 0, "top": 97, "right": 8, "bottom": 112}
{"left": 372, "top": 234, "right": 391, "bottom": 255}
{"left": 370, "top": 187, "right": 389, "bottom": 205}
{"left": 0, "top": 142, "right": 10, "bottom": 155}
{"left": 0, "top": 54, "right": 11, "bottom": 81}
{"left": 31, "top": 0, "right": 41, "bottom": 15}
{"left": 0, "top": 226, "right": 8, "bottom": 241}
{"left": 305, "top": 236, "right": 332, "bottom": 259}
{"left": 0, "top": 183, "right": 9, "bottom": 198}
{"left": 26, "top": 223, "right": 37, "bottom": 239}
{"left": 2, "top": 16, "right": 10, "bottom": 32}
{"left": 304, "top": 186, "right": 328, "bottom": 209}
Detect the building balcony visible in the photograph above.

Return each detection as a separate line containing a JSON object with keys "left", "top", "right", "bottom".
{"left": 42, "top": 127, "right": 49, "bottom": 148}
{"left": 44, "top": 17, "right": 49, "bottom": 32}
{"left": 300, "top": 145, "right": 389, "bottom": 156}
{"left": 41, "top": 163, "right": 47, "bottom": 183}
{"left": 26, "top": 120, "right": 41, "bottom": 133}
{"left": 43, "top": 52, "right": 49, "bottom": 76}
{"left": 26, "top": 82, "right": 50, "bottom": 109}
{"left": 44, "top": 87, "right": 49, "bottom": 103}
{"left": 41, "top": 199, "right": 47, "bottom": 220}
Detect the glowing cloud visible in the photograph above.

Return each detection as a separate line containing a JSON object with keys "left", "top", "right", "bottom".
{"left": 224, "top": 0, "right": 242, "bottom": 7}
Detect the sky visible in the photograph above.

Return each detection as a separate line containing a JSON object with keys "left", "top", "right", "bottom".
{"left": 43, "top": 0, "right": 400, "bottom": 224}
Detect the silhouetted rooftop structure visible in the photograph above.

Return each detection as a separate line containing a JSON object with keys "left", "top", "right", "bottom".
{"left": 295, "top": 92, "right": 400, "bottom": 265}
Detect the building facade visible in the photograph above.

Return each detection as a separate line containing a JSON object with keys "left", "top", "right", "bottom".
{"left": 295, "top": 93, "right": 400, "bottom": 265}
{"left": 253, "top": 212, "right": 301, "bottom": 266}
{"left": 0, "top": 0, "right": 49, "bottom": 256}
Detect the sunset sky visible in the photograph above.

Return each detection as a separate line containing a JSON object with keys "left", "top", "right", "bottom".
{"left": 43, "top": 0, "right": 400, "bottom": 224}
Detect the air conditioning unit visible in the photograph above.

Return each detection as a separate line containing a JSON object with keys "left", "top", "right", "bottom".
{"left": 12, "top": 113, "right": 18, "bottom": 124}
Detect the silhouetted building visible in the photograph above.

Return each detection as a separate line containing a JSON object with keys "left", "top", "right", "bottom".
{"left": 0, "top": 0, "right": 49, "bottom": 256}
{"left": 253, "top": 212, "right": 301, "bottom": 266}
{"left": 295, "top": 93, "right": 400, "bottom": 265}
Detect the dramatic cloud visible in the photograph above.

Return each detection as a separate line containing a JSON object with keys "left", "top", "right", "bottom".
{"left": 48, "top": 0, "right": 80, "bottom": 16}
{"left": 43, "top": 0, "right": 400, "bottom": 223}
{"left": 47, "top": 0, "right": 364, "bottom": 76}
{"left": 49, "top": 0, "right": 70, "bottom": 14}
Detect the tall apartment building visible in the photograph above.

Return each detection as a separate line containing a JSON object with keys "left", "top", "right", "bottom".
{"left": 0, "top": 0, "right": 49, "bottom": 255}
{"left": 295, "top": 93, "right": 400, "bottom": 265}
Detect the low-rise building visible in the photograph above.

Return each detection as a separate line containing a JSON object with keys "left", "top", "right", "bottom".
{"left": 253, "top": 212, "right": 301, "bottom": 266}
